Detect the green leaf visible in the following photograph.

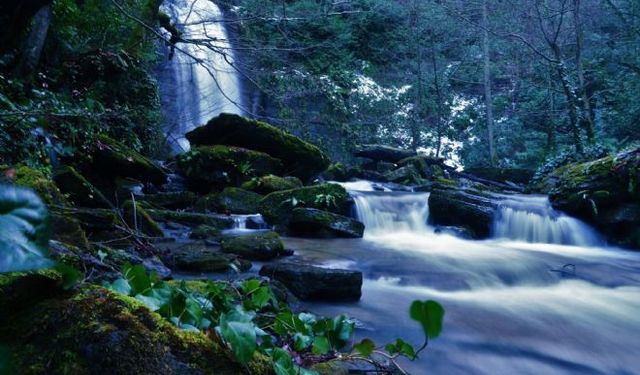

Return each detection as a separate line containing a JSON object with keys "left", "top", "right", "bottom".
{"left": 106, "top": 278, "right": 132, "bottom": 295}
{"left": 271, "top": 348, "right": 295, "bottom": 375}
{"left": 312, "top": 335, "right": 330, "bottom": 355}
{"left": 0, "top": 185, "right": 52, "bottom": 273}
{"left": 54, "top": 263, "right": 81, "bottom": 290}
{"left": 354, "top": 338, "right": 375, "bottom": 357}
{"left": 123, "top": 263, "right": 152, "bottom": 295}
{"left": 293, "top": 332, "right": 313, "bottom": 352}
{"left": 384, "top": 338, "right": 416, "bottom": 359}
{"left": 218, "top": 308, "right": 257, "bottom": 365}
{"left": 136, "top": 294, "right": 163, "bottom": 311}
{"left": 409, "top": 300, "right": 444, "bottom": 339}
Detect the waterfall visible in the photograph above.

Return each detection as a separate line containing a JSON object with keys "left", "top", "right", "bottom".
{"left": 352, "top": 191, "right": 431, "bottom": 236}
{"left": 492, "top": 195, "right": 602, "bottom": 246}
{"left": 158, "top": 0, "right": 243, "bottom": 152}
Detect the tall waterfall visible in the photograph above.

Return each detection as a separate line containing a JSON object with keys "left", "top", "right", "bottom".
{"left": 492, "top": 195, "right": 602, "bottom": 246}
{"left": 158, "top": 0, "right": 243, "bottom": 152}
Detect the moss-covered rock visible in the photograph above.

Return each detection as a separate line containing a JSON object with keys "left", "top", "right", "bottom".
{"left": 163, "top": 244, "right": 251, "bottom": 273}
{"left": 289, "top": 208, "right": 364, "bottom": 238}
{"left": 10, "top": 165, "right": 67, "bottom": 205}
{"left": 176, "top": 145, "right": 283, "bottom": 191}
{"left": 146, "top": 209, "right": 234, "bottom": 229}
{"left": 384, "top": 165, "right": 424, "bottom": 185}
{"left": 50, "top": 211, "right": 91, "bottom": 250}
{"left": 123, "top": 200, "right": 164, "bottom": 237}
{"left": 199, "top": 187, "right": 263, "bottom": 214}
{"left": 465, "top": 167, "right": 534, "bottom": 185}
{"left": 259, "top": 183, "right": 351, "bottom": 227}
{"left": 0, "top": 283, "right": 272, "bottom": 374}
{"left": 539, "top": 148, "right": 640, "bottom": 249}
{"left": 354, "top": 144, "right": 416, "bottom": 163}
{"left": 50, "top": 206, "right": 119, "bottom": 234}
{"left": 53, "top": 165, "right": 112, "bottom": 208}
{"left": 321, "top": 163, "right": 349, "bottom": 182}
{"left": 189, "top": 225, "right": 222, "bottom": 240}
{"left": 92, "top": 135, "right": 167, "bottom": 185}
{"left": 139, "top": 191, "right": 197, "bottom": 209}
{"left": 185, "top": 114, "right": 330, "bottom": 180}
{"left": 428, "top": 187, "right": 498, "bottom": 239}
{"left": 241, "top": 175, "right": 303, "bottom": 195}
{"left": 221, "top": 231, "right": 284, "bottom": 260}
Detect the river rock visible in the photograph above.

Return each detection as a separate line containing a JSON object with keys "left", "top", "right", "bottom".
{"left": 428, "top": 187, "right": 498, "bottom": 238}
{"left": 289, "top": 208, "right": 364, "bottom": 238}
{"left": 53, "top": 165, "right": 112, "bottom": 208}
{"left": 259, "top": 263, "right": 362, "bottom": 301}
{"left": 540, "top": 147, "right": 640, "bottom": 249}
{"left": 385, "top": 165, "right": 424, "bottom": 185}
{"left": 354, "top": 144, "right": 416, "bottom": 163}
{"left": 176, "top": 145, "right": 283, "bottom": 191}
{"left": 146, "top": 209, "right": 234, "bottom": 229}
{"left": 241, "top": 174, "right": 303, "bottom": 195}
{"left": 259, "top": 183, "right": 351, "bottom": 227}
{"left": 122, "top": 200, "right": 164, "bottom": 237}
{"left": 186, "top": 113, "right": 330, "bottom": 180}
{"left": 221, "top": 231, "right": 284, "bottom": 260}
{"left": 197, "top": 187, "right": 263, "bottom": 214}
{"left": 163, "top": 244, "right": 250, "bottom": 273}
{"left": 138, "top": 191, "right": 196, "bottom": 209}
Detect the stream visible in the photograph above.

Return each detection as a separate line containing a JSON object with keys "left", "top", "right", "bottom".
{"left": 283, "top": 181, "right": 640, "bottom": 375}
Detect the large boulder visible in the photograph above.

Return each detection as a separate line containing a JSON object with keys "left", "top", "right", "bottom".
{"left": 289, "top": 208, "right": 364, "bottom": 238}
{"left": 176, "top": 145, "right": 282, "bottom": 191}
{"left": 185, "top": 114, "right": 330, "bottom": 180}
{"left": 259, "top": 183, "right": 351, "bottom": 228}
{"left": 196, "top": 187, "right": 263, "bottom": 214}
{"left": 92, "top": 135, "right": 167, "bottom": 185}
{"left": 163, "top": 244, "right": 251, "bottom": 273}
{"left": 53, "top": 165, "right": 112, "bottom": 208}
{"left": 540, "top": 148, "right": 640, "bottom": 249}
{"left": 221, "top": 231, "right": 285, "bottom": 261}
{"left": 146, "top": 209, "right": 234, "bottom": 229}
{"left": 384, "top": 165, "right": 424, "bottom": 185}
{"left": 259, "top": 263, "right": 362, "bottom": 301}
{"left": 241, "top": 174, "right": 303, "bottom": 195}
{"left": 0, "top": 281, "right": 271, "bottom": 374}
{"left": 428, "top": 187, "right": 498, "bottom": 238}
{"left": 354, "top": 144, "right": 416, "bottom": 163}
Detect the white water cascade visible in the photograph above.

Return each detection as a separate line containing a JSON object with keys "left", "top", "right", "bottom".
{"left": 158, "top": 0, "right": 243, "bottom": 152}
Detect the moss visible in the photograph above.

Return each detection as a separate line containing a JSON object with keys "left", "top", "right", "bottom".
{"left": 1, "top": 285, "right": 273, "bottom": 374}
{"left": 185, "top": 113, "right": 330, "bottom": 180}
{"left": 189, "top": 225, "right": 222, "bottom": 240}
{"left": 123, "top": 200, "right": 164, "bottom": 237}
{"left": 50, "top": 206, "right": 119, "bottom": 234}
{"left": 208, "top": 187, "right": 263, "bottom": 214}
{"left": 92, "top": 135, "right": 167, "bottom": 185}
{"left": 139, "top": 191, "right": 196, "bottom": 209}
{"left": 50, "top": 211, "right": 91, "bottom": 250}
{"left": 221, "top": 231, "right": 284, "bottom": 260}
{"left": 311, "top": 361, "right": 349, "bottom": 375}
{"left": 259, "top": 183, "right": 350, "bottom": 226}
{"left": 10, "top": 165, "right": 67, "bottom": 205}
{"left": 146, "top": 209, "right": 234, "bottom": 229}
{"left": 53, "top": 165, "right": 111, "bottom": 208}
{"left": 289, "top": 208, "right": 364, "bottom": 238}
{"left": 241, "top": 174, "right": 303, "bottom": 195}
{"left": 322, "top": 162, "right": 349, "bottom": 182}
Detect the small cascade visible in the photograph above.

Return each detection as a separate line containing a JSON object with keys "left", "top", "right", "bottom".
{"left": 230, "top": 214, "right": 266, "bottom": 231}
{"left": 492, "top": 195, "right": 602, "bottom": 246}
{"left": 352, "top": 191, "right": 431, "bottom": 235}
{"left": 158, "top": 0, "right": 243, "bottom": 152}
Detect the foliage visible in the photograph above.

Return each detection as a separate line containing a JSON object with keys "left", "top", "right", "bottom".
{"left": 314, "top": 193, "right": 337, "bottom": 209}
{"left": 531, "top": 144, "right": 612, "bottom": 185}
{"left": 105, "top": 265, "right": 445, "bottom": 373}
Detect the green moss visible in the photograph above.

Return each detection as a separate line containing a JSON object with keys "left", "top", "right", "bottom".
{"left": 92, "top": 135, "right": 167, "bottom": 185}
{"left": 50, "top": 211, "right": 91, "bottom": 250}
{"left": 221, "top": 231, "right": 284, "bottom": 260}
{"left": 210, "top": 187, "right": 263, "bottom": 214}
{"left": 322, "top": 162, "right": 349, "bottom": 181}
{"left": 123, "top": 200, "right": 164, "bottom": 237}
{"left": 139, "top": 191, "right": 196, "bottom": 209}
{"left": 189, "top": 225, "right": 222, "bottom": 240}
{"left": 259, "top": 183, "right": 350, "bottom": 226}
{"left": 53, "top": 165, "right": 111, "bottom": 208}
{"left": 11, "top": 165, "right": 67, "bottom": 205}
{"left": 241, "top": 174, "right": 303, "bottom": 194}
{"left": 146, "top": 209, "right": 234, "bottom": 229}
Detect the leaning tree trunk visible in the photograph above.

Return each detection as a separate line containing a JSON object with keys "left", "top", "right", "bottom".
{"left": 551, "top": 43, "right": 583, "bottom": 154}
{"left": 482, "top": 0, "right": 496, "bottom": 165}
{"left": 573, "top": 0, "right": 595, "bottom": 143}
{"left": 16, "top": 4, "right": 52, "bottom": 77}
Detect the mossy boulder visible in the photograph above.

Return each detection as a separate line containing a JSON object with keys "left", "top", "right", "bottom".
{"left": 10, "top": 165, "right": 67, "bottom": 205}
{"left": 92, "top": 135, "right": 167, "bottom": 185}
{"left": 53, "top": 165, "right": 112, "bottom": 208}
{"left": 540, "top": 148, "right": 640, "bottom": 249}
{"left": 50, "top": 212, "right": 91, "bottom": 250}
{"left": 0, "top": 283, "right": 272, "bottom": 374}
{"left": 50, "top": 206, "right": 119, "bottom": 234}
{"left": 146, "top": 209, "right": 234, "bottom": 229}
{"left": 176, "top": 145, "right": 283, "bottom": 191}
{"left": 428, "top": 187, "right": 498, "bottom": 239}
{"left": 139, "top": 191, "right": 197, "bottom": 210}
{"left": 123, "top": 200, "right": 165, "bottom": 237}
{"left": 321, "top": 163, "right": 349, "bottom": 182}
{"left": 259, "top": 183, "right": 351, "bottom": 227}
{"left": 189, "top": 225, "right": 222, "bottom": 240}
{"left": 185, "top": 114, "right": 330, "bottom": 180}
{"left": 354, "top": 144, "right": 416, "bottom": 163}
{"left": 163, "top": 244, "right": 251, "bottom": 273}
{"left": 289, "top": 208, "right": 364, "bottom": 238}
{"left": 259, "top": 263, "right": 362, "bottom": 301}
{"left": 196, "top": 187, "right": 263, "bottom": 214}
{"left": 221, "top": 231, "right": 285, "bottom": 260}
{"left": 384, "top": 165, "right": 424, "bottom": 185}
{"left": 241, "top": 175, "right": 303, "bottom": 195}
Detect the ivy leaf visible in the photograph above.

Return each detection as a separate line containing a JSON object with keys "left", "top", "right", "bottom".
{"left": 354, "top": 338, "right": 375, "bottom": 357}
{"left": 0, "top": 185, "right": 53, "bottom": 273}
{"left": 123, "top": 263, "right": 153, "bottom": 295}
{"left": 312, "top": 335, "right": 330, "bottom": 355}
{"left": 385, "top": 338, "right": 416, "bottom": 359}
{"left": 271, "top": 348, "right": 295, "bottom": 375}
{"left": 54, "top": 263, "right": 81, "bottom": 290}
{"left": 218, "top": 308, "right": 257, "bottom": 365}
{"left": 106, "top": 278, "right": 132, "bottom": 295}
{"left": 410, "top": 300, "right": 444, "bottom": 339}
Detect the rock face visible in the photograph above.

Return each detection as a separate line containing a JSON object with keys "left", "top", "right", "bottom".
{"left": 259, "top": 263, "right": 362, "bottom": 301}
{"left": 92, "top": 135, "right": 167, "bottom": 185}
{"left": 259, "top": 183, "right": 351, "bottom": 228}
{"left": 221, "top": 231, "right": 285, "bottom": 260}
{"left": 186, "top": 114, "right": 330, "bottom": 180}
{"left": 177, "top": 145, "right": 283, "bottom": 191}
{"left": 289, "top": 208, "right": 364, "bottom": 238}
{"left": 540, "top": 148, "right": 640, "bottom": 249}
{"left": 428, "top": 187, "right": 498, "bottom": 239}
{"left": 354, "top": 144, "right": 416, "bottom": 163}
{"left": 241, "top": 175, "right": 303, "bottom": 195}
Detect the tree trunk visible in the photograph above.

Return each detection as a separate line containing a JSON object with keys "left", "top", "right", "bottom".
{"left": 482, "top": 0, "right": 496, "bottom": 165}
{"left": 16, "top": 4, "right": 52, "bottom": 77}
{"left": 430, "top": 34, "right": 444, "bottom": 158}
{"left": 573, "top": 0, "right": 595, "bottom": 142}
{"left": 551, "top": 43, "right": 583, "bottom": 154}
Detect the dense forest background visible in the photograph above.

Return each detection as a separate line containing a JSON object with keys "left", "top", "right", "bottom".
{"left": 1, "top": 0, "right": 639, "bottom": 172}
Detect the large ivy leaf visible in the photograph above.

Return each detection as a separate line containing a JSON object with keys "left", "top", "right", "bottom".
{"left": 218, "top": 308, "right": 257, "bottom": 365}
{"left": 410, "top": 300, "right": 445, "bottom": 339}
{"left": 0, "top": 185, "right": 52, "bottom": 273}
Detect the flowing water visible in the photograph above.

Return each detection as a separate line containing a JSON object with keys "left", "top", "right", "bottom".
{"left": 158, "top": 0, "right": 243, "bottom": 152}
{"left": 284, "top": 181, "right": 640, "bottom": 375}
